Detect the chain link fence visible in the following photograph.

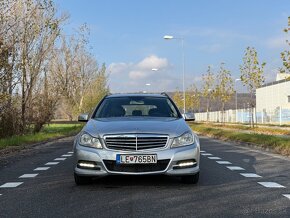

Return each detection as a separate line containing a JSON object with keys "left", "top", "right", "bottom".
{"left": 195, "top": 107, "right": 290, "bottom": 125}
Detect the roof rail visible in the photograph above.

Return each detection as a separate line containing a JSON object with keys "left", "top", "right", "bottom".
{"left": 161, "top": 92, "right": 170, "bottom": 97}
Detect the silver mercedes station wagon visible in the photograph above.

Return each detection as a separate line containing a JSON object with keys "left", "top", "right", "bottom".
{"left": 73, "top": 93, "right": 200, "bottom": 185}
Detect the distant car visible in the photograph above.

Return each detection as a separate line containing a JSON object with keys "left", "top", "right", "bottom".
{"left": 73, "top": 93, "right": 200, "bottom": 184}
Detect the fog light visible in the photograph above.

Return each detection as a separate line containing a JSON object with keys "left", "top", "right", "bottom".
{"left": 77, "top": 161, "right": 99, "bottom": 170}
{"left": 179, "top": 161, "right": 195, "bottom": 167}
{"left": 173, "top": 160, "right": 197, "bottom": 169}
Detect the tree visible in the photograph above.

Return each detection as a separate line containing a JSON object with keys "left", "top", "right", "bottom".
{"left": 0, "top": 0, "right": 67, "bottom": 135}
{"left": 215, "top": 63, "right": 234, "bottom": 123}
{"left": 172, "top": 90, "right": 183, "bottom": 111}
{"left": 240, "top": 47, "right": 266, "bottom": 127}
{"left": 0, "top": 1, "right": 110, "bottom": 137}
{"left": 279, "top": 16, "right": 290, "bottom": 76}
{"left": 201, "top": 66, "right": 215, "bottom": 121}
{"left": 81, "top": 63, "right": 110, "bottom": 113}
{"left": 51, "top": 29, "right": 110, "bottom": 120}
{"left": 185, "top": 84, "right": 200, "bottom": 112}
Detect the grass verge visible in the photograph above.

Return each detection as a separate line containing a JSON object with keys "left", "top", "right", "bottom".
{"left": 205, "top": 123, "right": 290, "bottom": 136}
{"left": 0, "top": 123, "right": 83, "bottom": 150}
{"left": 190, "top": 123, "right": 290, "bottom": 156}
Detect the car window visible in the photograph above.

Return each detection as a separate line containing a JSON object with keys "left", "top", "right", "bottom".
{"left": 94, "top": 96, "right": 179, "bottom": 118}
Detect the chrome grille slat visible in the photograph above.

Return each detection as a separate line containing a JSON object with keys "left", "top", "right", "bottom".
{"left": 106, "top": 139, "right": 136, "bottom": 142}
{"left": 104, "top": 134, "right": 168, "bottom": 151}
{"left": 107, "top": 145, "right": 136, "bottom": 149}
{"left": 106, "top": 142, "right": 137, "bottom": 145}
{"left": 136, "top": 142, "right": 166, "bottom": 145}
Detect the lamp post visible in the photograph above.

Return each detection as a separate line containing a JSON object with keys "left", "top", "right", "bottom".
{"left": 164, "top": 35, "right": 186, "bottom": 114}
{"left": 145, "top": 68, "right": 158, "bottom": 93}
{"left": 235, "top": 79, "right": 241, "bottom": 122}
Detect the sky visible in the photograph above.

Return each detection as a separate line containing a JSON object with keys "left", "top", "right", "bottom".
{"left": 54, "top": 0, "right": 290, "bottom": 93}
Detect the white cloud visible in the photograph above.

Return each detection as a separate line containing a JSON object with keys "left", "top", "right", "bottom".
{"left": 108, "top": 62, "right": 132, "bottom": 75}
{"left": 108, "top": 55, "right": 179, "bottom": 93}
{"left": 129, "top": 70, "right": 148, "bottom": 79}
{"left": 136, "top": 55, "right": 168, "bottom": 70}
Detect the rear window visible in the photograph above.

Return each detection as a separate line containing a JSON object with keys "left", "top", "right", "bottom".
{"left": 94, "top": 96, "right": 179, "bottom": 118}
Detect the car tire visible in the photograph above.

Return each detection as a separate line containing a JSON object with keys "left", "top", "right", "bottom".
{"left": 74, "top": 173, "right": 92, "bottom": 185}
{"left": 181, "top": 172, "right": 199, "bottom": 184}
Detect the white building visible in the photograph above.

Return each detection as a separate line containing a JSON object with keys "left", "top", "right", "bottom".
{"left": 256, "top": 79, "right": 290, "bottom": 112}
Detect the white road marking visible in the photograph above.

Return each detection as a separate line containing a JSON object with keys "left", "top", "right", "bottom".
{"left": 68, "top": 151, "right": 74, "bottom": 154}
{"left": 216, "top": 161, "right": 232, "bottom": 165}
{"left": 62, "top": 154, "right": 72, "bottom": 157}
{"left": 283, "top": 194, "right": 290, "bottom": 200}
{"left": 0, "top": 182, "right": 23, "bottom": 188}
{"left": 227, "top": 166, "right": 245, "bottom": 171}
{"left": 200, "top": 150, "right": 206, "bottom": 153}
{"left": 0, "top": 194, "right": 2, "bottom": 196}
{"left": 240, "top": 173, "right": 261, "bottom": 178}
{"left": 45, "top": 162, "right": 59, "bottom": 165}
{"left": 34, "top": 167, "right": 50, "bottom": 171}
{"left": 54, "top": 158, "right": 66, "bottom": 161}
{"left": 208, "top": 157, "right": 221, "bottom": 160}
{"left": 258, "top": 182, "right": 285, "bottom": 188}
{"left": 19, "top": 174, "right": 38, "bottom": 178}
{"left": 201, "top": 153, "right": 212, "bottom": 156}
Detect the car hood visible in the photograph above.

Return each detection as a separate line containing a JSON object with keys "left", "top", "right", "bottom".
{"left": 82, "top": 117, "right": 191, "bottom": 138}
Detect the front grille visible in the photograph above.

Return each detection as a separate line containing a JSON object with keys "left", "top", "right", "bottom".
{"left": 104, "top": 134, "right": 168, "bottom": 151}
{"left": 103, "top": 159, "right": 170, "bottom": 173}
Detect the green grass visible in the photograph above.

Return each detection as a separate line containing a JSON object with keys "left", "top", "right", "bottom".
{"left": 198, "top": 122, "right": 290, "bottom": 136}
{"left": 0, "top": 124, "right": 83, "bottom": 149}
{"left": 189, "top": 123, "right": 290, "bottom": 156}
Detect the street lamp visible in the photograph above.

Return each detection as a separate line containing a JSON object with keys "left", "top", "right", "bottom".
{"left": 164, "top": 35, "right": 186, "bottom": 114}
{"left": 235, "top": 78, "right": 241, "bottom": 122}
{"left": 144, "top": 69, "right": 158, "bottom": 93}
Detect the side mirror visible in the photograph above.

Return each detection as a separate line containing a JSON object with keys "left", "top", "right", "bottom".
{"left": 78, "top": 113, "right": 89, "bottom": 122}
{"left": 182, "top": 112, "right": 195, "bottom": 121}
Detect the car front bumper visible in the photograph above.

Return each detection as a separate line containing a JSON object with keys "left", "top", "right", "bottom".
{"left": 73, "top": 142, "right": 200, "bottom": 177}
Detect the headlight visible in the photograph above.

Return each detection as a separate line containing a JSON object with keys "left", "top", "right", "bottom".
{"left": 79, "top": 133, "right": 102, "bottom": 149}
{"left": 171, "top": 132, "right": 194, "bottom": 148}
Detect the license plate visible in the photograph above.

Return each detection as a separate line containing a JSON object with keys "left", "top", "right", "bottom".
{"left": 116, "top": 154, "right": 157, "bottom": 164}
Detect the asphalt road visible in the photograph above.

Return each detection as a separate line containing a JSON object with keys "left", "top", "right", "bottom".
{"left": 0, "top": 136, "right": 290, "bottom": 218}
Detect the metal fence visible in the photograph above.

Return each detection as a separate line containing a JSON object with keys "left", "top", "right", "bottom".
{"left": 195, "top": 107, "right": 290, "bottom": 125}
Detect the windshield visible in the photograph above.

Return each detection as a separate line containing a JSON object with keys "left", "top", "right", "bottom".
{"left": 94, "top": 96, "right": 180, "bottom": 118}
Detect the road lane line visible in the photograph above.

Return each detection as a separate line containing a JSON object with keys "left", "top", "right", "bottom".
{"left": 201, "top": 153, "right": 212, "bottom": 156}
{"left": 208, "top": 157, "right": 221, "bottom": 160}
{"left": 34, "top": 167, "right": 50, "bottom": 171}
{"left": 68, "top": 151, "right": 74, "bottom": 154}
{"left": 200, "top": 151, "right": 206, "bottom": 153}
{"left": 0, "top": 182, "right": 23, "bottom": 188}
{"left": 283, "top": 194, "right": 290, "bottom": 200}
{"left": 257, "top": 182, "right": 285, "bottom": 188}
{"left": 54, "top": 158, "right": 66, "bottom": 161}
{"left": 240, "top": 173, "right": 261, "bottom": 178}
{"left": 45, "top": 162, "right": 59, "bottom": 165}
{"left": 62, "top": 154, "right": 72, "bottom": 157}
{"left": 227, "top": 166, "right": 245, "bottom": 171}
{"left": 19, "top": 174, "right": 38, "bottom": 178}
{"left": 216, "top": 161, "right": 232, "bottom": 165}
